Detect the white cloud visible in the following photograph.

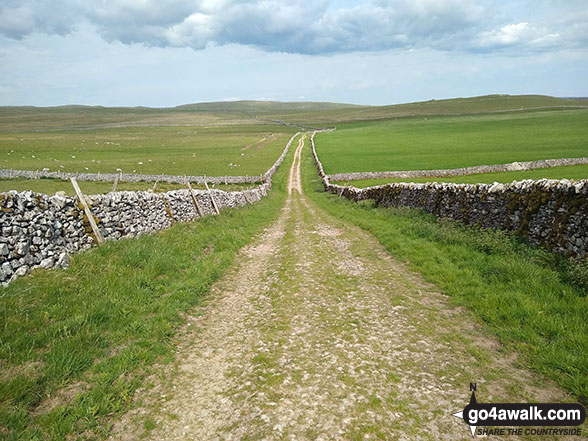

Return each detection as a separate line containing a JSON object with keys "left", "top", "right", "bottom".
{"left": 475, "top": 22, "right": 562, "bottom": 50}
{"left": 480, "top": 22, "right": 534, "bottom": 46}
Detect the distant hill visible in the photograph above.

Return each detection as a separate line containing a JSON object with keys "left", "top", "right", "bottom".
{"left": 252, "top": 94, "right": 588, "bottom": 125}
{"left": 174, "top": 100, "right": 364, "bottom": 114}
{"left": 1, "top": 95, "right": 586, "bottom": 130}
{"left": 378, "top": 94, "right": 588, "bottom": 115}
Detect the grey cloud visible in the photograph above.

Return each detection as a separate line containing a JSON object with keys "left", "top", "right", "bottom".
{"left": 0, "top": 0, "right": 585, "bottom": 54}
{"left": 560, "top": 12, "right": 588, "bottom": 49}
{"left": 86, "top": 0, "right": 198, "bottom": 45}
{"left": 0, "top": 0, "right": 79, "bottom": 39}
{"left": 156, "top": 0, "right": 490, "bottom": 54}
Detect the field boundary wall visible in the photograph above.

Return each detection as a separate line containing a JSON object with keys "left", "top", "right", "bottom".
{"left": 0, "top": 132, "right": 301, "bottom": 285}
{"left": 1, "top": 168, "right": 258, "bottom": 185}
{"left": 327, "top": 157, "right": 588, "bottom": 182}
{"left": 311, "top": 131, "right": 588, "bottom": 258}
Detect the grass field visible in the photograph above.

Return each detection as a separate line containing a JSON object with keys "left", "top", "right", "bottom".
{"left": 0, "top": 106, "right": 254, "bottom": 132}
{"left": 0, "top": 134, "right": 298, "bottom": 441}
{"left": 0, "top": 125, "right": 295, "bottom": 177}
{"left": 2, "top": 95, "right": 586, "bottom": 187}
{"left": 302, "top": 140, "right": 588, "bottom": 401}
{"left": 333, "top": 164, "right": 588, "bottom": 187}
{"left": 315, "top": 109, "right": 588, "bottom": 175}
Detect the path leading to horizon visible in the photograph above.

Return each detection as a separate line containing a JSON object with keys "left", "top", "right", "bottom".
{"left": 110, "top": 135, "right": 577, "bottom": 440}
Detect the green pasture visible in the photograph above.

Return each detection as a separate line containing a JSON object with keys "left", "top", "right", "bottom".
{"left": 0, "top": 125, "right": 294, "bottom": 177}
{"left": 315, "top": 109, "right": 588, "bottom": 174}
{"left": 334, "top": 164, "right": 588, "bottom": 188}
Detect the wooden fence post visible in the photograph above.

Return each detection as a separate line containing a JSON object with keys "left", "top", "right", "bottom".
{"left": 186, "top": 181, "right": 203, "bottom": 217}
{"left": 161, "top": 194, "right": 175, "bottom": 223}
{"left": 70, "top": 177, "right": 105, "bottom": 245}
{"left": 204, "top": 182, "right": 220, "bottom": 214}
{"left": 112, "top": 175, "right": 119, "bottom": 192}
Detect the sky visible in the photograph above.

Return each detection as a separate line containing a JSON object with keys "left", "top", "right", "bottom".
{"left": 0, "top": 0, "right": 587, "bottom": 107}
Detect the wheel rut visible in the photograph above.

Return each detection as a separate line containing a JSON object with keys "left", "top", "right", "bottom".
{"left": 109, "top": 135, "right": 580, "bottom": 440}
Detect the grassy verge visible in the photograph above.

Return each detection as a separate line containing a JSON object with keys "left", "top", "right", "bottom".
{"left": 332, "top": 163, "right": 588, "bottom": 187}
{"left": 0, "top": 135, "right": 297, "bottom": 440}
{"left": 303, "top": 139, "right": 588, "bottom": 401}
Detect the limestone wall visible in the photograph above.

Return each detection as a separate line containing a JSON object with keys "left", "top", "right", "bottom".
{"left": 328, "top": 157, "right": 588, "bottom": 182}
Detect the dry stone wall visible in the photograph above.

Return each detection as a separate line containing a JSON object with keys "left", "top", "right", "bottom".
{"left": 0, "top": 132, "right": 300, "bottom": 286}
{"left": 0, "top": 167, "right": 260, "bottom": 185}
{"left": 328, "top": 157, "right": 588, "bottom": 182}
{"left": 310, "top": 132, "right": 588, "bottom": 258}
{"left": 0, "top": 131, "right": 302, "bottom": 186}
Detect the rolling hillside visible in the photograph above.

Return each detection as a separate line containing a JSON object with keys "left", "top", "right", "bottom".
{"left": 2, "top": 94, "right": 586, "bottom": 131}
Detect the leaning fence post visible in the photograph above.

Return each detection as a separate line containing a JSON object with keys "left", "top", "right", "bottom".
{"left": 70, "top": 177, "right": 105, "bottom": 245}
{"left": 186, "top": 181, "right": 203, "bottom": 217}
{"left": 204, "top": 182, "right": 220, "bottom": 215}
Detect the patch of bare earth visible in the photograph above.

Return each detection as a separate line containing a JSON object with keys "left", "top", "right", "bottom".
{"left": 241, "top": 133, "right": 277, "bottom": 151}
{"left": 33, "top": 381, "right": 89, "bottom": 416}
{"left": 109, "top": 137, "right": 583, "bottom": 440}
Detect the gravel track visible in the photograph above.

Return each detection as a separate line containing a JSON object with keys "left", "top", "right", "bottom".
{"left": 109, "top": 135, "right": 580, "bottom": 440}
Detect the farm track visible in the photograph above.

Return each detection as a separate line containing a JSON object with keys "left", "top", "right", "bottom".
{"left": 109, "top": 135, "right": 579, "bottom": 440}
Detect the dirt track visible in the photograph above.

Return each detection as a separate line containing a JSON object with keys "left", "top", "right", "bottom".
{"left": 110, "top": 135, "right": 578, "bottom": 440}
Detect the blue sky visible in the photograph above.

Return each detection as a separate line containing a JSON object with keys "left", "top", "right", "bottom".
{"left": 1, "top": 0, "right": 587, "bottom": 106}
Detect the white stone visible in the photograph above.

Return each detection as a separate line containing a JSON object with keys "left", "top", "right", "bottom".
{"left": 39, "top": 257, "right": 54, "bottom": 269}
